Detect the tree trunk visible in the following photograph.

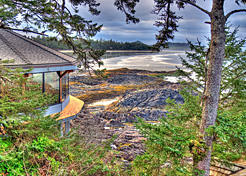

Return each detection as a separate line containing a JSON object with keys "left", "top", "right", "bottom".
{"left": 197, "top": 0, "right": 226, "bottom": 175}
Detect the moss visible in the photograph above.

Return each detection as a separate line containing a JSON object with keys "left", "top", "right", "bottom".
{"left": 105, "top": 68, "right": 130, "bottom": 77}
{"left": 117, "top": 143, "right": 133, "bottom": 150}
{"left": 76, "top": 84, "right": 144, "bottom": 104}
{"left": 109, "top": 84, "right": 143, "bottom": 92}
{"left": 98, "top": 83, "right": 109, "bottom": 87}
{"left": 145, "top": 121, "right": 160, "bottom": 124}
{"left": 147, "top": 70, "right": 182, "bottom": 78}
{"left": 123, "top": 123, "right": 134, "bottom": 127}
{"left": 69, "top": 81, "right": 79, "bottom": 85}
{"left": 77, "top": 90, "right": 122, "bottom": 104}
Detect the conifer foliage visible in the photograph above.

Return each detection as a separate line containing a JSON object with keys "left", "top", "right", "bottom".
{"left": 0, "top": 64, "right": 119, "bottom": 175}
{"left": 1, "top": 0, "right": 246, "bottom": 175}
{"left": 0, "top": 0, "right": 104, "bottom": 70}
{"left": 179, "top": 27, "right": 246, "bottom": 110}
{"left": 0, "top": 0, "right": 141, "bottom": 70}
{"left": 132, "top": 27, "right": 246, "bottom": 176}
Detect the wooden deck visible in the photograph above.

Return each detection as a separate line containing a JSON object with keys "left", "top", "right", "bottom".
{"left": 52, "top": 95, "right": 84, "bottom": 136}
{"left": 56, "top": 95, "right": 84, "bottom": 121}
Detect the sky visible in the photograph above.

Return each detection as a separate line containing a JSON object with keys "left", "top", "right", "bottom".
{"left": 77, "top": 0, "right": 246, "bottom": 45}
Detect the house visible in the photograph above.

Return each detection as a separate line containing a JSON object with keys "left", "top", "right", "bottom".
{"left": 0, "top": 29, "right": 84, "bottom": 136}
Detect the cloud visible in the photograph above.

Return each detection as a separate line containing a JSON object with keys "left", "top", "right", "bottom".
{"left": 76, "top": 0, "right": 246, "bottom": 44}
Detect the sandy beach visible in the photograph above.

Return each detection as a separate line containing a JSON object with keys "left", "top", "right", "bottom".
{"left": 95, "top": 50, "right": 187, "bottom": 71}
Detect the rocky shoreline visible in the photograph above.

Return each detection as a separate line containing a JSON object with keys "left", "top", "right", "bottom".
{"left": 70, "top": 68, "right": 183, "bottom": 163}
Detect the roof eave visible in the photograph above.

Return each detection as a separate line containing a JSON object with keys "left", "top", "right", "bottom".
{"left": 3, "top": 63, "right": 77, "bottom": 73}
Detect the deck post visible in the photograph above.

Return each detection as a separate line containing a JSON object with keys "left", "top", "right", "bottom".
{"left": 65, "top": 120, "right": 70, "bottom": 134}
{"left": 60, "top": 121, "right": 64, "bottom": 137}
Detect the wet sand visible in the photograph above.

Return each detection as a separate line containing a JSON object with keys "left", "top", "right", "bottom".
{"left": 95, "top": 50, "right": 187, "bottom": 72}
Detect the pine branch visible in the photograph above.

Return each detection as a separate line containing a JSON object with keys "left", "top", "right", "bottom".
{"left": 179, "top": 0, "right": 210, "bottom": 15}
{"left": 225, "top": 9, "right": 246, "bottom": 20}
{"left": 0, "top": 26, "right": 48, "bottom": 36}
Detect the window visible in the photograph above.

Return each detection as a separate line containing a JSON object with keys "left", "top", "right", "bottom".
{"left": 44, "top": 72, "right": 60, "bottom": 104}
{"left": 29, "top": 73, "right": 43, "bottom": 92}
{"left": 28, "top": 71, "right": 70, "bottom": 105}
{"left": 62, "top": 73, "right": 69, "bottom": 101}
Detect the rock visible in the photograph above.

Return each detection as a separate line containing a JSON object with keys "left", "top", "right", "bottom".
{"left": 108, "top": 119, "right": 124, "bottom": 127}
{"left": 110, "top": 144, "right": 117, "bottom": 150}
{"left": 70, "top": 76, "right": 103, "bottom": 85}
{"left": 117, "top": 88, "right": 184, "bottom": 109}
{"left": 70, "top": 69, "right": 185, "bottom": 165}
{"left": 162, "top": 162, "right": 172, "bottom": 168}
{"left": 107, "top": 74, "right": 158, "bottom": 85}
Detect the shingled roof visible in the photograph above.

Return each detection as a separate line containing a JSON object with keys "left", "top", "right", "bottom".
{"left": 0, "top": 29, "right": 77, "bottom": 68}
{"left": 210, "top": 160, "right": 246, "bottom": 176}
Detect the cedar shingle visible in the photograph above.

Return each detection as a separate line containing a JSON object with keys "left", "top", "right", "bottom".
{"left": 0, "top": 29, "right": 77, "bottom": 67}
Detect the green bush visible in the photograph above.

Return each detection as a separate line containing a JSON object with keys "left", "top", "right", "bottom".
{"left": 132, "top": 89, "right": 246, "bottom": 175}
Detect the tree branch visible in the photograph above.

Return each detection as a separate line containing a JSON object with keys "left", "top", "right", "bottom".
{"left": 0, "top": 26, "right": 48, "bottom": 36}
{"left": 225, "top": 9, "right": 246, "bottom": 20}
{"left": 179, "top": 0, "right": 210, "bottom": 16}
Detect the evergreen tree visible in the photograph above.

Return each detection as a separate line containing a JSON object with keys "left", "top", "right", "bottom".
{"left": 0, "top": 0, "right": 140, "bottom": 70}
{"left": 146, "top": 1, "right": 246, "bottom": 174}
{"left": 1, "top": 0, "right": 246, "bottom": 174}
{"left": 133, "top": 90, "right": 246, "bottom": 175}
{"left": 0, "top": 0, "right": 104, "bottom": 70}
{"left": 133, "top": 27, "right": 246, "bottom": 175}
{"left": 179, "top": 27, "right": 246, "bottom": 111}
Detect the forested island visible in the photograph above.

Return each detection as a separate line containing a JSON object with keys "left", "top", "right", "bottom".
{"left": 32, "top": 36, "right": 189, "bottom": 51}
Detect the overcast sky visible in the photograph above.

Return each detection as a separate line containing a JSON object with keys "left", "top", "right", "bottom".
{"left": 77, "top": 0, "right": 246, "bottom": 45}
